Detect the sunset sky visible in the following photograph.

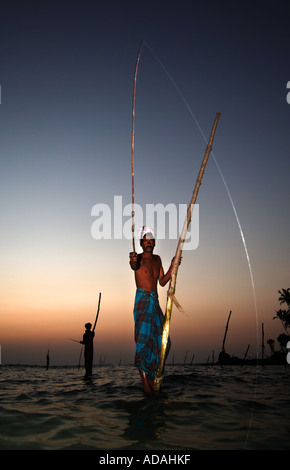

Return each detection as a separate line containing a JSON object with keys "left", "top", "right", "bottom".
{"left": 1, "top": 0, "right": 289, "bottom": 366}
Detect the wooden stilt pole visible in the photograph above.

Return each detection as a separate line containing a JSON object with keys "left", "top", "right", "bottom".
{"left": 262, "top": 322, "right": 265, "bottom": 366}
{"left": 222, "top": 310, "right": 232, "bottom": 352}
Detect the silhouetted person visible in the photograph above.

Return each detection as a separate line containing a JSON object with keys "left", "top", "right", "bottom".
{"left": 46, "top": 350, "right": 50, "bottom": 370}
{"left": 218, "top": 350, "right": 231, "bottom": 367}
{"left": 80, "top": 322, "right": 95, "bottom": 377}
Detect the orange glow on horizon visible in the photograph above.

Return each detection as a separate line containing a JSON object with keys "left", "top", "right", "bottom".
{"left": 1, "top": 246, "right": 286, "bottom": 366}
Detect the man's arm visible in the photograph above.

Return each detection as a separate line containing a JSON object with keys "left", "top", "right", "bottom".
{"left": 159, "top": 258, "right": 173, "bottom": 287}
{"left": 129, "top": 252, "right": 141, "bottom": 271}
{"left": 159, "top": 257, "right": 181, "bottom": 287}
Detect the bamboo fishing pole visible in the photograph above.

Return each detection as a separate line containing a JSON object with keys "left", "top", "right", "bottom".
{"left": 131, "top": 40, "right": 144, "bottom": 253}
{"left": 93, "top": 292, "right": 102, "bottom": 333}
{"left": 154, "top": 112, "right": 221, "bottom": 391}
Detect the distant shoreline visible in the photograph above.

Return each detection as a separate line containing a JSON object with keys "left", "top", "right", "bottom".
{"left": 1, "top": 359, "right": 288, "bottom": 368}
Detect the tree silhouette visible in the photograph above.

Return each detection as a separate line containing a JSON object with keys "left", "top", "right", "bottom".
{"left": 278, "top": 288, "right": 290, "bottom": 307}
{"left": 273, "top": 288, "right": 290, "bottom": 333}
{"left": 277, "top": 333, "right": 290, "bottom": 351}
{"left": 267, "top": 339, "right": 275, "bottom": 354}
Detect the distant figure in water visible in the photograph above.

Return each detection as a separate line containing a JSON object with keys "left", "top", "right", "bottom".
{"left": 46, "top": 350, "right": 50, "bottom": 370}
{"left": 80, "top": 323, "right": 95, "bottom": 377}
{"left": 129, "top": 226, "right": 180, "bottom": 394}
{"left": 218, "top": 350, "right": 231, "bottom": 367}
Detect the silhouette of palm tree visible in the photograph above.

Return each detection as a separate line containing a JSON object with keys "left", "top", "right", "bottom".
{"left": 277, "top": 333, "right": 290, "bottom": 350}
{"left": 274, "top": 288, "right": 290, "bottom": 333}
{"left": 278, "top": 288, "right": 290, "bottom": 307}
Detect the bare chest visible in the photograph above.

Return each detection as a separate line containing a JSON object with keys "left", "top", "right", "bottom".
{"left": 139, "top": 256, "right": 160, "bottom": 279}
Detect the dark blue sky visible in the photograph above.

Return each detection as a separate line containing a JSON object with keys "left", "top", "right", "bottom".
{"left": 1, "top": 0, "right": 290, "bottom": 364}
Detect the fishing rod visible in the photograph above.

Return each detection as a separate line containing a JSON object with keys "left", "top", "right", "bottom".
{"left": 67, "top": 338, "right": 81, "bottom": 344}
{"left": 93, "top": 292, "right": 102, "bottom": 333}
{"left": 131, "top": 40, "right": 144, "bottom": 254}
{"left": 78, "top": 346, "right": 83, "bottom": 370}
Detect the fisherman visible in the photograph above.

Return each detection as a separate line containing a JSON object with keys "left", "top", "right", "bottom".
{"left": 129, "top": 226, "right": 179, "bottom": 394}
{"left": 80, "top": 322, "right": 95, "bottom": 377}
{"left": 46, "top": 350, "right": 50, "bottom": 370}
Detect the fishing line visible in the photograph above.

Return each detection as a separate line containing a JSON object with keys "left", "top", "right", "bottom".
{"left": 143, "top": 41, "right": 258, "bottom": 333}
{"left": 142, "top": 40, "right": 259, "bottom": 447}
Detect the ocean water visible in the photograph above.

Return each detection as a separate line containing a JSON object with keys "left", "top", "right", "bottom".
{"left": 0, "top": 364, "right": 289, "bottom": 450}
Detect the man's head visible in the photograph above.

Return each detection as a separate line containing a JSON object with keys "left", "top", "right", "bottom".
{"left": 139, "top": 226, "right": 156, "bottom": 241}
{"left": 139, "top": 226, "right": 156, "bottom": 252}
{"left": 85, "top": 322, "right": 92, "bottom": 330}
{"left": 141, "top": 233, "right": 155, "bottom": 247}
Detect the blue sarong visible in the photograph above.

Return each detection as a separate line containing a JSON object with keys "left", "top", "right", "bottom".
{"left": 133, "top": 288, "right": 171, "bottom": 380}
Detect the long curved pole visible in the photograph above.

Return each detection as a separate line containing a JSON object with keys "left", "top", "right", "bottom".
{"left": 93, "top": 292, "right": 102, "bottom": 333}
{"left": 154, "top": 112, "right": 221, "bottom": 391}
{"left": 131, "top": 40, "right": 144, "bottom": 253}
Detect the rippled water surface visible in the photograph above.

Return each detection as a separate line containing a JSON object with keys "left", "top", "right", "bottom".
{"left": 0, "top": 364, "right": 289, "bottom": 450}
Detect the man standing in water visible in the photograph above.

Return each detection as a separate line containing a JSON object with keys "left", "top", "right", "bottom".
{"left": 129, "top": 226, "right": 178, "bottom": 394}
{"left": 80, "top": 322, "right": 95, "bottom": 378}
{"left": 46, "top": 350, "right": 50, "bottom": 370}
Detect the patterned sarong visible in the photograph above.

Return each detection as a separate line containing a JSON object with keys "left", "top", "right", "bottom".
{"left": 133, "top": 288, "right": 171, "bottom": 380}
